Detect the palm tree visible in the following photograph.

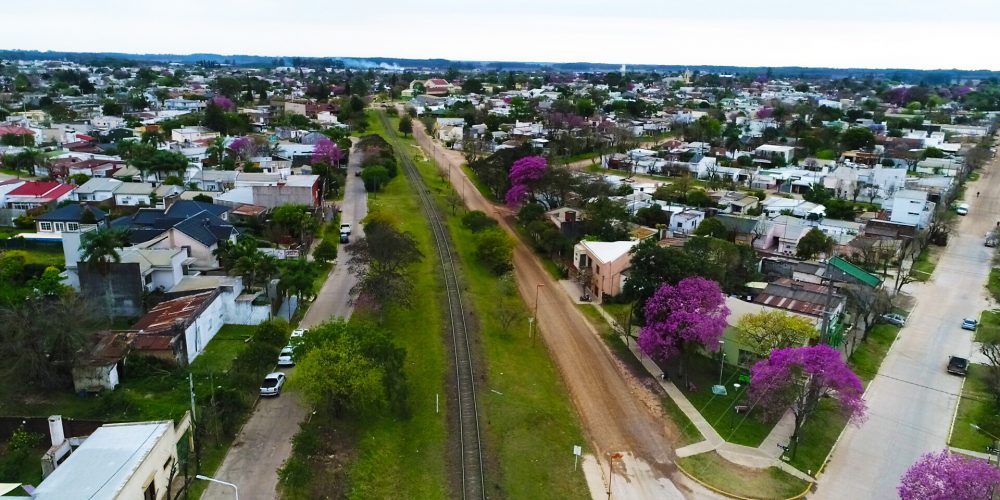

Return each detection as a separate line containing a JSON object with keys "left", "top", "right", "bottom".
{"left": 80, "top": 227, "right": 130, "bottom": 275}
{"left": 206, "top": 136, "right": 226, "bottom": 167}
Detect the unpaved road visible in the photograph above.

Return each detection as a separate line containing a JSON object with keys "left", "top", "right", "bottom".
{"left": 410, "top": 119, "right": 710, "bottom": 499}
{"left": 202, "top": 141, "right": 367, "bottom": 500}
{"left": 816, "top": 150, "right": 998, "bottom": 499}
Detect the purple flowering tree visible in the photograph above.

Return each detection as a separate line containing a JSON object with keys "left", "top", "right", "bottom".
{"left": 504, "top": 155, "right": 548, "bottom": 205}
{"left": 210, "top": 95, "right": 234, "bottom": 111}
{"left": 749, "top": 344, "right": 866, "bottom": 457}
{"left": 898, "top": 449, "right": 1000, "bottom": 500}
{"left": 228, "top": 136, "right": 254, "bottom": 164}
{"left": 755, "top": 107, "right": 774, "bottom": 119}
{"left": 311, "top": 137, "right": 344, "bottom": 167}
{"left": 637, "top": 277, "right": 729, "bottom": 382}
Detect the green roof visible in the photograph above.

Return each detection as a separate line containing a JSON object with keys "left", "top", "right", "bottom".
{"left": 829, "top": 256, "right": 882, "bottom": 288}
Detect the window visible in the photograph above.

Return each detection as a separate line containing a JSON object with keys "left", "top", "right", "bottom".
{"left": 54, "top": 222, "right": 64, "bottom": 232}
{"left": 66, "top": 223, "right": 79, "bottom": 231}
{"left": 39, "top": 222, "right": 52, "bottom": 232}
{"left": 143, "top": 481, "right": 156, "bottom": 500}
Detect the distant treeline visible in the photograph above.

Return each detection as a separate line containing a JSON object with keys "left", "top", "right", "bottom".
{"left": 0, "top": 49, "right": 998, "bottom": 83}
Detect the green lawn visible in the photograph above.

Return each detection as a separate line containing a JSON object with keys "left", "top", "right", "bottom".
{"left": 949, "top": 363, "right": 999, "bottom": 453}
{"left": 989, "top": 268, "right": 1000, "bottom": 303}
{"left": 911, "top": 247, "right": 939, "bottom": 282}
{"left": 977, "top": 310, "right": 1000, "bottom": 343}
{"left": 677, "top": 452, "right": 809, "bottom": 500}
{"left": 849, "top": 324, "right": 901, "bottom": 384}
{"left": 388, "top": 113, "right": 589, "bottom": 499}
{"left": 785, "top": 399, "right": 849, "bottom": 477}
{"left": 0, "top": 248, "right": 65, "bottom": 268}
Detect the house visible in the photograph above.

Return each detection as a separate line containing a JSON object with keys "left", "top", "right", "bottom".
{"left": 5, "top": 181, "right": 75, "bottom": 210}
{"left": 250, "top": 174, "right": 320, "bottom": 208}
{"left": 32, "top": 417, "right": 187, "bottom": 500}
{"left": 754, "top": 144, "right": 796, "bottom": 163}
{"left": 719, "top": 296, "right": 818, "bottom": 368}
{"left": 545, "top": 207, "right": 584, "bottom": 238}
{"left": 164, "top": 97, "right": 207, "bottom": 111}
{"left": 75, "top": 245, "right": 191, "bottom": 316}
{"left": 436, "top": 117, "right": 465, "bottom": 144}
{"left": 193, "top": 169, "right": 239, "bottom": 192}
{"left": 669, "top": 209, "right": 705, "bottom": 235}
{"left": 113, "top": 182, "right": 156, "bottom": 206}
{"left": 424, "top": 78, "right": 451, "bottom": 96}
{"left": 128, "top": 290, "right": 225, "bottom": 365}
{"left": 753, "top": 277, "right": 845, "bottom": 323}
{"left": 36, "top": 204, "right": 108, "bottom": 237}
{"left": 89, "top": 115, "right": 126, "bottom": 132}
{"left": 73, "top": 177, "right": 122, "bottom": 202}
{"left": 170, "top": 126, "right": 219, "bottom": 144}
{"left": 887, "top": 189, "right": 934, "bottom": 229}
{"left": 105, "top": 200, "right": 236, "bottom": 270}
{"left": 572, "top": 240, "right": 641, "bottom": 299}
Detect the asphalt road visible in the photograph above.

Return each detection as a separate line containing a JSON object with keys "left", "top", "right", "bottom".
{"left": 202, "top": 142, "right": 367, "bottom": 500}
{"left": 816, "top": 155, "right": 999, "bottom": 498}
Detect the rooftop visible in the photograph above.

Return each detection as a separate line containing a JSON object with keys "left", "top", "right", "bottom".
{"left": 30, "top": 422, "right": 171, "bottom": 500}
{"left": 578, "top": 240, "right": 640, "bottom": 265}
{"left": 131, "top": 290, "right": 217, "bottom": 334}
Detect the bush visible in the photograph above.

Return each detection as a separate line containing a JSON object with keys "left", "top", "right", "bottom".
{"left": 12, "top": 215, "right": 34, "bottom": 230}
{"left": 474, "top": 228, "right": 514, "bottom": 275}
{"left": 361, "top": 165, "right": 390, "bottom": 192}
{"left": 313, "top": 238, "right": 338, "bottom": 263}
{"left": 461, "top": 210, "right": 497, "bottom": 232}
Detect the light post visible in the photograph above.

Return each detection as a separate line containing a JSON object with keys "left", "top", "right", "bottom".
{"left": 529, "top": 283, "right": 544, "bottom": 343}
{"left": 195, "top": 475, "right": 238, "bottom": 500}
{"left": 718, "top": 340, "right": 726, "bottom": 385}
{"left": 730, "top": 383, "right": 742, "bottom": 431}
{"left": 971, "top": 424, "right": 1000, "bottom": 468}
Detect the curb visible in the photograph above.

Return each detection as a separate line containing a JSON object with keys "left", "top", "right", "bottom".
{"left": 814, "top": 323, "right": 905, "bottom": 481}
{"left": 675, "top": 459, "right": 812, "bottom": 500}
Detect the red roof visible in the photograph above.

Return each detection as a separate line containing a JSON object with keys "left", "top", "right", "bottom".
{"left": 427, "top": 79, "right": 449, "bottom": 87}
{"left": 131, "top": 291, "right": 218, "bottom": 334}
{"left": 8, "top": 181, "right": 75, "bottom": 200}
{"left": 0, "top": 125, "right": 34, "bottom": 136}
{"left": 76, "top": 134, "right": 96, "bottom": 141}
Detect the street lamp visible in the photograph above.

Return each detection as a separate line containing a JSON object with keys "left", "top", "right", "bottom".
{"left": 195, "top": 475, "right": 238, "bottom": 500}
{"left": 529, "top": 283, "right": 545, "bottom": 342}
{"left": 971, "top": 424, "right": 1000, "bottom": 468}
{"left": 730, "top": 383, "right": 742, "bottom": 431}
{"left": 718, "top": 340, "right": 726, "bottom": 385}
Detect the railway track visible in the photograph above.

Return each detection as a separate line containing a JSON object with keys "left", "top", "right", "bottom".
{"left": 378, "top": 112, "right": 486, "bottom": 500}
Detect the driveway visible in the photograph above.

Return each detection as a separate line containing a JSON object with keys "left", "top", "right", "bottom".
{"left": 816, "top": 157, "right": 998, "bottom": 498}
{"left": 203, "top": 142, "right": 367, "bottom": 500}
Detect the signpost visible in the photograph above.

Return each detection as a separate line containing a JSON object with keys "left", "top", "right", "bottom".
{"left": 573, "top": 445, "right": 582, "bottom": 471}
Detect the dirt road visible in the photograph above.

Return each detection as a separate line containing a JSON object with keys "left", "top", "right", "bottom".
{"left": 410, "top": 120, "right": 708, "bottom": 498}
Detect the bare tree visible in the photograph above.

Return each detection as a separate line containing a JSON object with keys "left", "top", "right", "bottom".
{"left": 843, "top": 284, "right": 891, "bottom": 341}
{"left": 493, "top": 274, "right": 524, "bottom": 332}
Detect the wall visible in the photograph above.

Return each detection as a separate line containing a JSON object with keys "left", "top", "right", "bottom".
{"left": 115, "top": 193, "right": 152, "bottom": 206}
{"left": 154, "top": 228, "right": 218, "bottom": 269}
{"left": 79, "top": 262, "right": 144, "bottom": 317}
{"left": 183, "top": 293, "right": 226, "bottom": 364}
{"left": 115, "top": 423, "right": 180, "bottom": 500}
{"left": 251, "top": 184, "right": 314, "bottom": 209}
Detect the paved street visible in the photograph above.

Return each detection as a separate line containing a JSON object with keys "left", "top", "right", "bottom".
{"left": 203, "top": 143, "right": 367, "bottom": 500}
{"left": 816, "top": 156, "right": 999, "bottom": 498}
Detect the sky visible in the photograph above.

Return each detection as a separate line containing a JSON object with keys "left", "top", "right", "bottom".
{"left": 2, "top": 0, "right": 1000, "bottom": 70}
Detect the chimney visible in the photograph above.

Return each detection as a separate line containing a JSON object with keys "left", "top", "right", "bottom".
{"left": 565, "top": 210, "right": 576, "bottom": 222}
{"left": 48, "top": 415, "right": 64, "bottom": 447}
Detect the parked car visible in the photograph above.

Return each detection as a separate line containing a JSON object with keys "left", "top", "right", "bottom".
{"left": 277, "top": 346, "right": 295, "bottom": 367}
{"left": 291, "top": 328, "right": 308, "bottom": 339}
{"left": 947, "top": 356, "right": 969, "bottom": 376}
{"left": 339, "top": 223, "right": 351, "bottom": 243}
{"left": 260, "top": 372, "right": 287, "bottom": 396}
{"left": 881, "top": 313, "right": 907, "bottom": 327}
{"left": 956, "top": 203, "right": 970, "bottom": 215}
{"left": 962, "top": 318, "right": 979, "bottom": 331}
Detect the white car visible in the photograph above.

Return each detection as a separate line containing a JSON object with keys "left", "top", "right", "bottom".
{"left": 277, "top": 346, "right": 295, "bottom": 367}
{"left": 260, "top": 372, "right": 286, "bottom": 396}
{"left": 290, "top": 328, "right": 308, "bottom": 339}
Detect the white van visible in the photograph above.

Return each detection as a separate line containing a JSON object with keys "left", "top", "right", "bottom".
{"left": 956, "top": 203, "right": 970, "bottom": 216}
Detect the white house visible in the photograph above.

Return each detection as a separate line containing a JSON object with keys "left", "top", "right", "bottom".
{"left": 754, "top": 144, "right": 796, "bottom": 163}
{"left": 114, "top": 182, "right": 156, "bottom": 206}
{"left": 89, "top": 115, "right": 126, "bottom": 132}
{"left": 887, "top": 189, "right": 934, "bottom": 228}
{"left": 170, "top": 126, "right": 219, "bottom": 143}
{"left": 73, "top": 177, "right": 122, "bottom": 202}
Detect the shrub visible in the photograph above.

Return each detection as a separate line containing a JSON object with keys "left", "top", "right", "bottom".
{"left": 461, "top": 210, "right": 497, "bottom": 232}
{"left": 474, "top": 228, "right": 514, "bottom": 275}
{"left": 313, "top": 238, "right": 338, "bottom": 263}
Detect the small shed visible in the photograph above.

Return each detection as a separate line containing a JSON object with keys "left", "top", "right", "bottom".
{"left": 71, "top": 332, "right": 128, "bottom": 393}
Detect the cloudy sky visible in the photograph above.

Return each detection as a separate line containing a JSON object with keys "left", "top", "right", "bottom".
{"left": 3, "top": 0, "right": 999, "bottom": 70}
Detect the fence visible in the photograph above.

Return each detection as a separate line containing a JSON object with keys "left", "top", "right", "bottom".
{"left": 0, "top": 415, "right": 107, "bottom": 442}
{"left": 0, "top": 237, "right": 63, "bottom": 252}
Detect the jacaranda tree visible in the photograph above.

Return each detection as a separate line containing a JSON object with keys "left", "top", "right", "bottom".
{"left": 749, "top": 344, "right": 866, "bottom": 457}
{"left": 311, "top": 137, "right": 344, "bottom": 167}
{"left": 637, "top": 277, "right": 729, "bottom": 382}
{"left": 504, "top": 155, "right": 547, "bottom": 205}
{"left": 898, "top": 449, "right": 1000, "bottom": 500}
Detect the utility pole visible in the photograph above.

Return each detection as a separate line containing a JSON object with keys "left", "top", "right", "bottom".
{"left": 820, "top": 254, "right": 836, "bottom": 345}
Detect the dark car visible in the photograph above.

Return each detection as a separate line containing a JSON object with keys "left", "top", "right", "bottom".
{"left": 947, "top": 356, "right": 969, "bottom": 377}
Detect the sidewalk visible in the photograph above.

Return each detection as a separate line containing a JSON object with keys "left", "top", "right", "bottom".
{"left": 583, "top": 301, "right": 816, "bottom": 483}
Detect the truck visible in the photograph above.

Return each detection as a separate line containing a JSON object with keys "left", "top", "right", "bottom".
{"left": 339, "top": 223, "right": 351, "bottom": 243}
